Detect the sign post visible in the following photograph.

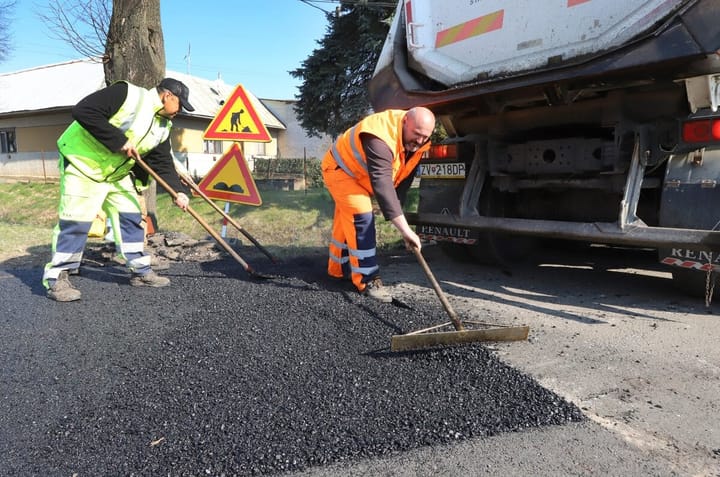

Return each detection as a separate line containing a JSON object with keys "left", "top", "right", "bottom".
{"left": 221, "top": 201, "right": 230, "bottom": 238}
{"left": 198, "top": 83, "right": 270, "bottom": 240}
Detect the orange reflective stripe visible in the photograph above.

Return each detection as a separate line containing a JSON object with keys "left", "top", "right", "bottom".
{"left": 325, "top": 110, "right": 429, "bottom": 192}
{"left": 435, "top": 10, "right": 504, "bottom": 48}
{"left": 330, "top": 125, "right": 366, "bottom": 178}
{"left": 323, "top": 167, "right": 376, "bottom": 291}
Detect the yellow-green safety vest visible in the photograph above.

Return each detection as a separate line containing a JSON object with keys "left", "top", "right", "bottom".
{"left": 57, "top": 81, "right": 172, "bottom": 182}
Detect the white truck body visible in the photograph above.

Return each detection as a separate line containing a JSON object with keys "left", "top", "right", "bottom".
{"left": 382, "top": 0, "right": 685, "bottom": 87}
{"left": 370, "top": 0, "right": 720, "bottom": 297}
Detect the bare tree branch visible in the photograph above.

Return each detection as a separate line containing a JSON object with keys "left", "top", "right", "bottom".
{"left": 37, "top": 0, "right": 111, "bottom": 61}
{"left": 0, "top": 1, "right": 17, "bottom": 63}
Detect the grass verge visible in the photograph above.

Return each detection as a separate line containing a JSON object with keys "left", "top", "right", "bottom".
{"left": 0, "top": 181, "right": 414, "bottom": 265}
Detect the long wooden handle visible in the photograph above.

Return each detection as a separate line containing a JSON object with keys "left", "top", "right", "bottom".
{"left": 184, "top": 178, "right": 277, "bottom": 263}
{"left": 412, "top": 247, "right": 465, "bottom": 331}
{"left": 133, "top": 156, "right": 256, "bottom": 276}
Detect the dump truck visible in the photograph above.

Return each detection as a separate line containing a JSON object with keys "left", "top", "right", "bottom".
{"left": 369, "top": 0, "right": 720, "bottom": 298}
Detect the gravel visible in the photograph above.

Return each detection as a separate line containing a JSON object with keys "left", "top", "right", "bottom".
{"left": 0, "top": 249, "right": 584, "bottom": 476}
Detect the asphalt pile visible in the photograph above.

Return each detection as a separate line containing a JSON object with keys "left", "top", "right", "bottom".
{"left": 0, "top": 248, "right": 584, "bottom": 476}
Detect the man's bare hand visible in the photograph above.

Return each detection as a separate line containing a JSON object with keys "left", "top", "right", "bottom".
{"left": 403, "top": 230, "right": 422, "bottom": 252}
{"left": 120, "top": 140, "right": 140, "bottom": 160}
{"left": 175, "top": 192, "right": 189, "bottom": 211}
{"left": 391, "top": 214, "right": 422, "bottom": 251}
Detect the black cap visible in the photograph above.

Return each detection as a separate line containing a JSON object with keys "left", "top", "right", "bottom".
{"left": 158, "top": 78, "right": 195, "bottom": 112}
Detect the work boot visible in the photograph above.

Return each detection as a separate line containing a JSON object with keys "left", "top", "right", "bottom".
{"left": 47, "top": 271, "right": 82, "bottom": 302}
{"left": 362, "top": 277, "right": 392, "bottom": 303}
{"left": 129, "top": 270, "right": 170, "bottom": 288}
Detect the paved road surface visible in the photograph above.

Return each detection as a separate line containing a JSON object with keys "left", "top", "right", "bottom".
{"left": 0, "top": 243, "right": 717, "bottom": 476}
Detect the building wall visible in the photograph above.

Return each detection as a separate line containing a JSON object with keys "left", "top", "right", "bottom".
{"left": 0, "top": 60, "right": 327, "bottom": 181}
{"left": 18, "top": 124, "right": 68, "bottom": 152}
{"left": 0, "top": 112, "right": 74, "bottom": 180}
{"left": 1, "top": 103, "right": 317, "bottom": 181}
{"left": 0, "top": 112, "right": 279, "bottom": 181}
{"left": 169, "top": 116, "right": 282, "bottom": 180}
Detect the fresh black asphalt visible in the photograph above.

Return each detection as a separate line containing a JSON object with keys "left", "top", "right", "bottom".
{"left": 0, "top": 247, "right": 583, "bottom": 476}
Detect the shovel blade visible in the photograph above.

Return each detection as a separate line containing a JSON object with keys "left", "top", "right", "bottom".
{"left": 391, "top": 325, "right": 529, "bottom": 352}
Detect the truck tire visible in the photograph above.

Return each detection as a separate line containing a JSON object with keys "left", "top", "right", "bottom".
{"left": 467, "top": 231, "right": 537, "bottom": 266}
{"left": 465, "top": 186, "right": 538, "bottom": 266}
{"left": 438, "top": 242, "right": 474, "bottom": 261}
{"left": 437, "top": 236, "right": 535, "bottom": 265}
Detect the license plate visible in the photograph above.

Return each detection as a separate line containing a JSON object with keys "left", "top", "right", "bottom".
{"left": 419, "top": 162, "right": 465, "bottom": 178}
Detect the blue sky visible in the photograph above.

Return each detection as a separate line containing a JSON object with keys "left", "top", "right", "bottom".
{"left": 0, "top": 1, "right": 333, "bottom": 99}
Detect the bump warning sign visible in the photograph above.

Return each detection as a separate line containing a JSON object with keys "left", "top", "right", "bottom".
{"left": 195, "top": 143, "right": 262, "bottom": 206}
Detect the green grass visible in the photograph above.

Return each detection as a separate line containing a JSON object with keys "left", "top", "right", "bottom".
{"left": 0, "top": 181, "right": 416, "bottom": 262}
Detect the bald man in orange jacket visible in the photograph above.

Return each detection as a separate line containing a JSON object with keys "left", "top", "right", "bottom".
{"left": 321, "top": 107, "right": 435, "bottom": 302}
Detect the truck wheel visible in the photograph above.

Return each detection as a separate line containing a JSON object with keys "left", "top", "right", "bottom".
{"left": 436, "top": 187, "right": 538, "bottom": 265}
{"left": 467, "top": 231, "right": 537, "bottom": 266}
{"left": 438, "top": 242, "right": 474, "bottom": 261}
{"left": 436, "top": 239, "right": 532, "bottom": 266}
{"left": 469, "top": 186, "right": 538, "bottom": 266}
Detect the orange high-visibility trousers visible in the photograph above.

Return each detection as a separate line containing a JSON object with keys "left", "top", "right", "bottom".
{"left": 322, "top": 166, "right": 379, "bottom": 293}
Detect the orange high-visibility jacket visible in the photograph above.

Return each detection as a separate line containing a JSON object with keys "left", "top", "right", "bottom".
{"left": 321, "top": 109, "right": 431, "bottom": 193}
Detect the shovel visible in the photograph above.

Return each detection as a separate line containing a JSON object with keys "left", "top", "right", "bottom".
{"left": 182, "top": 175, "right": 278, "bottom": 263}
{"left": 133, "top": 155, "right": 273, "bottom": 279}
{"left": 390, "top": 246, "right": 529, "bottom": 352}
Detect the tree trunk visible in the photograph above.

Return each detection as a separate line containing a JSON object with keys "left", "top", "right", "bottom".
{"left": 104, "top": 0, "right": 164, "bottom": 87}
{"left": 104, "top": 0, "right": 165, "bottom": 228}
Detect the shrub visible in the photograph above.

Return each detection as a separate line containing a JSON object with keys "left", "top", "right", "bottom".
{"left": 253, "top": 157, "right": 323, "bottom": 188}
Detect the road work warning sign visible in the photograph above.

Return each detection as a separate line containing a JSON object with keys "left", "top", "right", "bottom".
{"left": 195, "top": 143, "right": 262, "bottom": 206}
{"left": 203, "top": 84, "right": 271, "bottom": 142}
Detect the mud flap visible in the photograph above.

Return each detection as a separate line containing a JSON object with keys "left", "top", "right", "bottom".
{"left": 415, "top": 178, "right": 480, "bottom": 257}
{"left": 659, "top": 150, "right": 720, "bottom": 299}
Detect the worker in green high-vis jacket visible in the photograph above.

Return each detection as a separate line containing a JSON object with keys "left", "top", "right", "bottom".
{"left": 43, "top": 78, "right": 194, "bottom": 302}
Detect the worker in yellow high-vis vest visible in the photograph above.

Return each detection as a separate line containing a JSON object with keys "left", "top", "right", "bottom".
{"left": 43, "top": 78, "right": 194, "bottom": 302}
{"left": 321, "top": 107, "right": 435, "bottom": 302}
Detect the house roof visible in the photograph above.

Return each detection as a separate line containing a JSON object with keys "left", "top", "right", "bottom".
{"left": 0, "top": 58, "right": 285, "bottom": 130}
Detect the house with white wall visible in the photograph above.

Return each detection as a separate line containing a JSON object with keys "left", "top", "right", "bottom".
{"left": 261, "top": 99, "right": 333, "bottom": 160}
{"left": 0, "top": 58, "right": 331, "bottom": 182}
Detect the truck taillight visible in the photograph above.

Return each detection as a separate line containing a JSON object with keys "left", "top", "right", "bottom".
{"left": 428, "top": 144, "right": 457, "bottom": 159}
{"left": 682, "top": 119, "right": 720, "bottom": 143}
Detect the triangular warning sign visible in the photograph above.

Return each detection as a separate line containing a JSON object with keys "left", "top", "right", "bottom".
{"left": 203, "top": 84, "right": 271, "bottom": 142}
{"left": 195, "top": 144, "right": 262, "bottom": 206}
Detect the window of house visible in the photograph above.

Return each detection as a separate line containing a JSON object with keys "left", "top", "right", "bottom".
{"left": 0, "top": 128, "right": 17, "bottom": 153}
{"left": 203, "top": 139, "right": 223, "bottom": 154}
{"left": 245, "top": 141, "right": 267, "bottom": 157}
